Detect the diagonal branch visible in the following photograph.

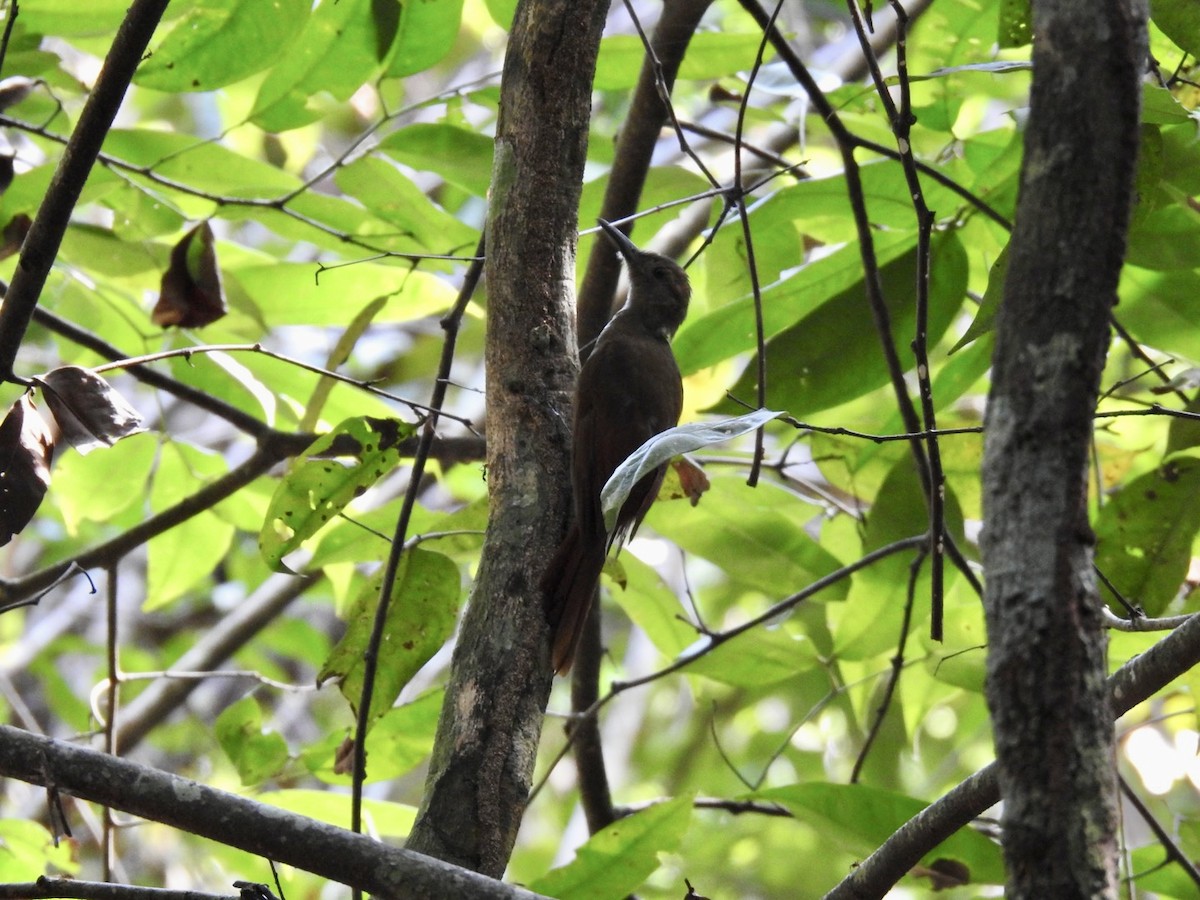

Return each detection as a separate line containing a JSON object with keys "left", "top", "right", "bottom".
{"left": 0, "top": 725, "right": 548, "bottom": 900}
{"left": 0, "top": 0, "right": 170, "bottom": 381}
{"left": 827, "top": 598, "right": 1200, "bottom": 899}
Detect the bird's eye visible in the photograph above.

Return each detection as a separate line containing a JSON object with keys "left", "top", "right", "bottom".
{"left": 652, "top": 267, "right": 669, "bottom": 281}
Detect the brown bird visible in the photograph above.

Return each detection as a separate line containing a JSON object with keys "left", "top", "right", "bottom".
{"left": 542, "top": 219, "right": 691, "bottom": 673}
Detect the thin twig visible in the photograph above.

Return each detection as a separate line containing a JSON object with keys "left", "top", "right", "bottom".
{"left": 852, "top": 544, "right": 927, "bottom": 782}
{"left": 350, "top": 236, "right": 485, "bottom": 835}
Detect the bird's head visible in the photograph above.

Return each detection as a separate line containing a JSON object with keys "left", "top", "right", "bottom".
{"left": 597, "top": 218, "right": 690, "bottom": 339}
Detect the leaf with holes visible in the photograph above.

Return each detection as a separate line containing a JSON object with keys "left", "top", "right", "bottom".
{"left": 1094, "top": 452, "right": 1200, "bottom": 617}
{"left": 0, "top": 394, "right": 54, "bottom": 546}
{"left": 37, "top": 367, "right": 145, "bottom": 455}
{"left": 318, "top": 548, "right": 460, "bottom": 728}
{"left": 259, "top": 416, "right": 414, "bottom": 571}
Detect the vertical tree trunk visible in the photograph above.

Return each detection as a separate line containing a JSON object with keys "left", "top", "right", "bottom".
{"left": 981, "top": 1, "right": 1146, "bottom": 897}
{"left": 405, "top": 0, "right": 610, "bottom": 877}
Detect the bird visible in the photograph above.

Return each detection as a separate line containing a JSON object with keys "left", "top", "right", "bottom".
{"left": 542, "top": 218, "right": 691, "bottom": 673}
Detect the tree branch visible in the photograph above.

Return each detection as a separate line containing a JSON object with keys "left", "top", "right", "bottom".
{"left": 0, "top": 0, "right": 170, "bottom": 381}
{"left": 0, "top": 726, "right": 547, "bottom": 900}
{"left": 827, "top": 583, "right": 1200, "bottom": 899}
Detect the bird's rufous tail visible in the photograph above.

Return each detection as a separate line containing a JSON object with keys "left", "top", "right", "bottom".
{"left": 542, "top": 524, "right": 607, "bottom": 673}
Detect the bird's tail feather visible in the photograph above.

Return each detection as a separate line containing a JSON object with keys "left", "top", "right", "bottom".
{"left": 542, "top": 525, "right": 607, "bottom": 673}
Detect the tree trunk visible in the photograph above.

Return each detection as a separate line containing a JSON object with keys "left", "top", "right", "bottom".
{"left": 980, "top": 1, "right": 1146, "bottom": 897}
{"left": 404, "top": 0, "right": 610, "bottom": 878}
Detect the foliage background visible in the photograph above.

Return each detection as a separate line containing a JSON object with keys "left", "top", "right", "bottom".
{"left": 0, "top": 0, "right": 1199, "bottom": 897}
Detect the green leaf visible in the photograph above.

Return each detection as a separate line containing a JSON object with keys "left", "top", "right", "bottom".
{"left": 147, "top": 511, "right": 236, "bottom": 610}
{"left": 229, "top": 261, "right": 456, "bottom": 328}
{"left": 1094, "top": 452, "right": 1200, "bottom": 617}
{"left": 333, "top": 156, "right": 478, "bottom": 252}
{"left": 250, "top": 0, "right": 400, "bottom": 131}
{"left": 607, "top": 554, "right": 694, "bottom": 660}
{"left": 54, "top": 432, "right": 156, "bottom": 533}
{"left": 305, "top": 689, "right": 443, "bottom": 784}
{"left": 378, "top": 123, "right": 495, "bottom": 197}
{"left": 215, "top": 696, "right": 290, "bottom": 785}
{"left": 318, "top": 548, "right": 461, "bottom": 726}
{"left": 721, "top": 231, "right": 969, "bottom": 418}
{"left": 300, "top": 295, "right": 390, "bottom": 432}
{"left": 388, "top": 0, "right": 464, "bottom": 77}
{"left": 1119, "top": 265, "right": 1200, "bottom": 359}
{"left": 259, "top": 417, "right": 414, "bottom": 571}
{"left": 483, "top": 0, "right": 517, "bottom": 28}
{"left": 685, "top": 628, "right": 820, "bottom": 687}
{"left": 758, "top": 783, "right": 1005, "bottom": 884}
{"left": 949, "top": 241, "right": 1008, "bottom": 352}
{"left": 1151, "top": 0, "right": 1200, "bottom": 56}
{"left": 0, "top": 819, "right": 77, "bottom": 880}
{"left": 646, "top": 475, "right": 847, "bottom": 599}
{"left": 530, "top": 793, "right": 694, "bottom": 899}
{"left": 675, "top": 231, "right": 915, "bottom": 375}
{"left": 136, "top": 0, "right": 309, "bottom": 92}
{"left": 146, "top": 442, "right": 235, "bottom": 609}
{"left": 101, "top": 129, "right": 299, "bottom": 198}
{"left": 259, "top": 789, "right": 416, "bottom": 837}
{"left": 18, "top": 0, "right": 132, "bottom": 36}
{"left": 1127, "top": 204, "right": 1200, "bottom": 271}
{"left": 834, "top": 455, "right": 964, "bottom": 660}
{"left": 594, "top": 33, "right": 767, "bottom": 90}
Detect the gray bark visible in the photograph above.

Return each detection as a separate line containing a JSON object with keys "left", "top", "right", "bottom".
{"left": 980, "top": 1, "right": 1146, "bottom": 897}
{"left": 404, "top": 0, "right": 610, "bottom": 877}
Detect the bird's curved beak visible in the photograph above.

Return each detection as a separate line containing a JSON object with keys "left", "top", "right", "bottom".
{"left": 597, "top": 218, "right": 639, "bottom": 263}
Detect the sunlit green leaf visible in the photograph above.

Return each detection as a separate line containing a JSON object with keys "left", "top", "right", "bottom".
{"left": 251, "top": 0, "right": 400, "bottom": 131}
{"left": 388, "top": 0, "right": 464, "bottom": 77}
{"left": 1151, "top": 0, "right": 1200, "bottom": 56}
{"left": 378, "top": 124, "right": 495, "bottom": 197}
{"left": 137, "top": 0, "right": 310, "bottom": 92}
{"left": 721, "top": 231, "right": 969, "bottom": 418}
{"left": 530, "top": 793, "right": 693, "bottom": 899}
{"left": 758, "top": 783, "right": 1005, "bottom": 884}
{"left": 646, "top": 475, "right": 847, "bottom": 599}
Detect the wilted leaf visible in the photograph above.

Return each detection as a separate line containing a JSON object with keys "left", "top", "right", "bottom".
{"left": 0, "top": 77, "right": 37, "bottom": 112}
{"left": 0, "top": 394, "right": 55, "bottom": 546}
{"left": 672, "top": 457, "right": 710, "bottom": 506}
{"left": 0, "top": 214, "right": 32, "bottom": 261}
{"left": 602, "top": 409, "right": 784, "bottom": 530}
{"left": 152, "top": 221, "right": 227, "bottom": 328}
{"left": 38, "top": 366, "right": 146, "bottom": 454}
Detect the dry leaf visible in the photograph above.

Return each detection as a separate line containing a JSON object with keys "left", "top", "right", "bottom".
{"left": 673, "top": 456, "right": 711, "bottom": 506}
{"left": 38, "top": 367, "right": 145, "bottom": 455}
{"left": 0, "top": 214, "right": 32, "bottom": 261}
{"left": 152, "top": 221, "right": 226, "bottom": 328}
{"left": 0, "top": 76, "right": 37, "bottom": 112}
{"left": 0, "top": 394, "right": 55, "bottom": 546}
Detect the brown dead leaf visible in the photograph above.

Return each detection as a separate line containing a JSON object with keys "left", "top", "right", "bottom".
{"left": 152, "top": 221, "right": 226, "bottom": 328}
{"left": 38, "top": 367, "right": 145, "bottom": 455}
{"left": 0, "top": 394, "right": 55, "bottom": 546}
